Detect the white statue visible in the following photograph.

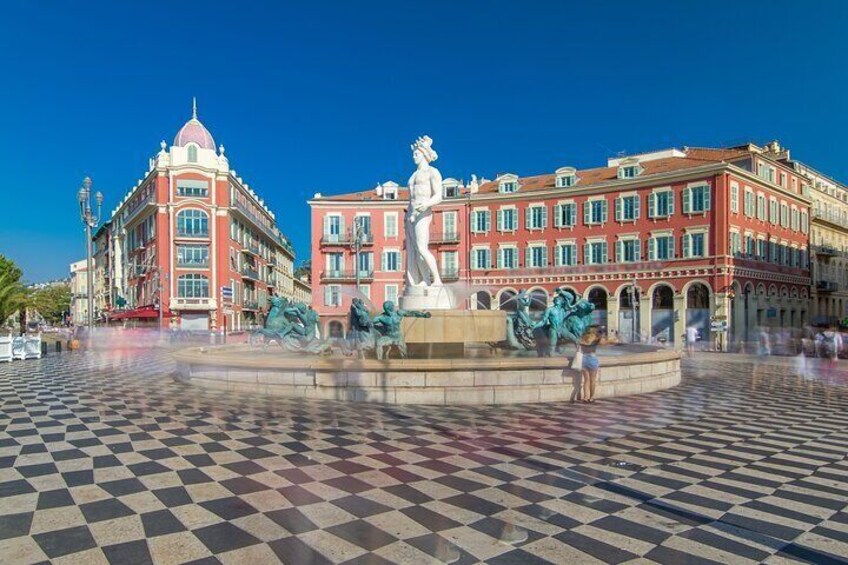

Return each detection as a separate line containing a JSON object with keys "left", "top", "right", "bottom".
{"left": 405, "top": 135, "right": 443, "bottom": 287}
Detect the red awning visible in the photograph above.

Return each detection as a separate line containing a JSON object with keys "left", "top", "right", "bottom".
{"left": 110, "top": 305, "right": 174, "bottom": 320}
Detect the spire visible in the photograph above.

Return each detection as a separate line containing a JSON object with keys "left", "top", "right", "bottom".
{"left": 192, "top": 96, "right": 198, "bottom": 120}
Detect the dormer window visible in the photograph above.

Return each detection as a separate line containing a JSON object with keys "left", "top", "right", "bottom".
{"left": 555, "top": 167, "right": 578, "bottom": 188}
{"left": 379, "top": 181, "right": 399, "bottom": 200}
{"left": 187, "top": 145, "right": 198, "bottom": 163}
{"left": 617, "top": 159, "right": 643, "bottom": 179}
{"left": 497, "top": 174, "right": 519, "bottom": 194}
{"left": 443, "top": 178, "right": 460, "bottom": 198}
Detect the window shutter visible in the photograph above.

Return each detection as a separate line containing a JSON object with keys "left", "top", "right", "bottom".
{"left": 634, "top": 196, "right": 640, "bottom": 219}
{"left": 584, "top": 243, "right": 591, "bottom": 265}
{"left": 497, "top": 248, "right": 504, "bottom": 269}
{"left": 635, "top": 239, "right": 641, "bottom": 261}
{"left": 683, "top": 188, "right": 691, "bottom": 214}
{"left": 668, "top": 192, "right": 675, "bottom": 216}
{"left": 525, "top": 247, "right": 531, "bottom": 268}
{"left": 553, "top": 204, "right": 561, "bottom": 228}
{"left": 555, "top": 246, "right": 562, "bottom": 267}
{"left": 525, "top": 207, "right": 532, "bottom": 230}
{"left": 324, "top": 286, "right": 331, "bottom": 306}
{"left": 541, "top": 206, "right": 548, "bottom": 228}
{"left": 615, "top": 240, "right": 623, "bottom": 263}
{"left": 647, "top": 238, "right": 655, "bottom": 261}
{"left": 601, "top": 242, "right": 608, "bottom": 263}
{"left": 323, "top": 215, "right": 330, "bottom": 236}
{"left": 485, "top": 211, "right": 491, "bottom": 232}
{"left": 615, "top": 197, "right": 622, "bottom": 221}
{"left": 569, "top": 204, "right": 576, "bottom": 226}
{"left": 584, "top": 201, "right": 591, "bottom": 224}
{"left": 542, "top": 246, "right": 548, "bottom": 267}
{"left": 648, "top": 193, "right": 655, "bottom": 218}
{"left": 497, "top": 209, "right": 503, "bottom": 232}
{"left": 669, "top": 236, "right": 675, "bottom": 258}
{"left": 682, "top": 234, "right": 690, "bottom": 258}
{"left": 704, "top": 187, "right": 711, "bottom": 211}
{"left": 601, "top": 201, "right": 608, "bottom": 223}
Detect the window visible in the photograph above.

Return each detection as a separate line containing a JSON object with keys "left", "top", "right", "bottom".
{"left": 384, "top": 212, "right": 398, "bottom": 238}
{"left": 443, "top": 182, "right": 459, "bottom": 198}
{"left": 683, "top": 185, "right": 710, "bottom": 214}
{"left": 443, "top": 211, "right": 457, "bottom": 239}
{"left": 757, "top": 194, "right": 766, "bottom": 220}
{"left": 526, "top": 205, "right": 547, "bottom": 230}
{"left": 176, "top": 180, "right": 209, "bottom": 197}
{"left": 769, "top": 198, "right": 778, "bottom": 225}
{"left": 497, "top": 207, "right": 518, "bottom": 232}
{"left": 729, "top": 232, "right": 741, "bottom": 256}
{"left": 744, "top": 188, "right": 754, "bottom": 217}
{"left": 442, "top": 251, "right": 458, "bottom": 276}
{"left": 745, "top": 234, "right": 755, "bottom": 257}
{"left": 617, "top": 161, "right": 642, "bottom": 179}
{"left": 616, "top": 195, "right": 640, "bottom": 221}
{"left": 526, "top": 245, "right": 548, "bottom": 268}
{"left": 187, "top": 145, "right": 198, "bottom": 163}
{"left": 584, "top": 199, "right": 608, "bottom": 225}
{"left": 327, "top": 252, "right": 343, "bottom": 274}
{"left": 648, "top": 234, "right": 675, "bottom": 260}
{"left": 757, "top": 239, "right": 767, "bottom": 261}
{"left": 616, "top": 238, "right": 641, "bottom": 263}
{"left": 554, "top": 202, "right": 577, "bottom": 227}
{"left": 730, "top": 182, "right": 739, "bottom": 213}
{"left": 472, "top": 248, "right": 491, "bottom": 270}
{"left": 385, "top": 284, "right": 398, "bottom": 305}
{"left": 769, "top": 240, "right": 777, "bottom": 263}
{"left": 381, "top": 250, "right": 400, "bottom": 272}
{"left": 557, "top": 173, "right": 577, "bottom": 187}
{"left": 358, "top": 252, "right": 373, "bottom": 275}
{"left": 177, "top": 209, "right": 209, "bottom": 237}
{"left": 584, "top": 240, "right": 608, "bottom": 265}
{"left": 354, "top": 214, "right": 371, "bottom": 237}
{"left": 177, "top": 274, "right": 209, "bottom": 298}
{"left": 801, "top": 211, "right": 809, "bottom": 233}
{"left": 472, "top": 209, "right": 491, "bottom": 233}
{"left": 324, "top": 284, "right": 341, "bottom": 307}
{"left": 649, "top": 190, "right": 674, "bottom": 218}
{"left": 498, "top": 247, "right": 518, "bottom": 269}
{"left": 499, "top": 176, "right": 519, "bottom": 194}
{"left": 324, "top": 214, "right": 344, "bottom": 241}
{"left": 177, "top": 245, "right": 209, "bottom": 267}
{"left": 556, "top": 242, "right": 577, "bottom": 266}
{"left": 683, "top": 232, "right": 706, "bottom": 258}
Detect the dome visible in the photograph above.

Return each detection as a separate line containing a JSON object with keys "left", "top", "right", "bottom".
{"left": 173, "top": 98, "right": 216, "bottom": 150}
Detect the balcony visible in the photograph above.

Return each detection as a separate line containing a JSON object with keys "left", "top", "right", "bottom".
{"left": 241, "top": 242, "right": 261, "bottom": 256}
{"left": 320, "top": 270, "right": 374, "bottom": 282}
{"left": 176, "top": 229, "right": 209, "bottom": 239}
{"left": 816, "top": 244, "right": 838, "bottom": 258}
{"left": 243, "top": 301, "right": 260, "bottom": 311}
{"left": 177, "top": 260, "right": 209, "bottom": 269}
{"left": 817, "top": 280, "right": 838, "bottom": 293}
{"left": 170, "top": 297, "right": 216, "bottom": 310}
{"left": 123, "top": 192, "right": 155, "bottom": 225}
{"left": 240, "top": 266, "right": 260, "bottom": 280}
{"left": 430, "top": 231, "right": 460, "bottom": 245}
{"left": 266, "top": 273, "right": 276, "bottom": 286}
{"left": 320, "top": 233, "right": 374, "bottom": 246}
{"left": 813, "top": 209, "right": 848, "bottom": 229}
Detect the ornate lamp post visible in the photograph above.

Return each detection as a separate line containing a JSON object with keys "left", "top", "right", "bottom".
{"left": 351, "top": 216, "right": 366, "bottom": 293}
{"left": 77, "top": 177, "right": 103, "bottom": 333}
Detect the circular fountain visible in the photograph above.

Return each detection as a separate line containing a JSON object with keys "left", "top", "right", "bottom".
{"left": 174, "top": 136, "right": 680, "bottom": 404}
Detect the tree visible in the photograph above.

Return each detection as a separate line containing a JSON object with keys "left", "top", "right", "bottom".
{"left": 0, "top": 255, "right": 26, "bottom": 329}
{"left": 29, "top": 284, "right": 72, "bottom": 326}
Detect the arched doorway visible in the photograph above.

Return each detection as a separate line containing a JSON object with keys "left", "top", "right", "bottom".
{"left": 328, "top": 320, "right": 344, "bottom": 339}
{"left": 499, "top": 290, "right": 518, "bottom": 312}
{"left": 474, "top": 291, "right": 491, "bottom": 310}
{"left": 619, "top": 285, "right": 640, "bottom": 343}
{"left": 651, "top": 285, "right": 675, "bottom": 344}
{"left": 529, "top": 289, "right": 548, "bottom": 316}
{"left": 587, "top": 287, "right": 608, "bottom": 331}
{"left": 686, "top": 283, "right": 711, "bottom": 349}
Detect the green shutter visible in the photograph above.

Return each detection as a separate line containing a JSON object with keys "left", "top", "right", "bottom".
{"left": 648, "top": 193, "right": 655, "bottom": 218}
{"left": 584, "top": 201, "right": 591, "bottom": 224}
{"left": 682, "top": 234, "right": 690, "bottom": 258}
{"left": 601, "top": 241, "right": 608, "bottom": 263}
{"left": 683, "top": 188, "right": 691, "bottom": 214}
{"left": 615, "top": 197, "right": 622, "bottom": 221}
{"left": 584, "top": 243, "right": 591, "bottom": 264}
{"left": 616, "top": 240, "right": 623, "bottom": 263}
{"left": 634, "top": 195, "right": 640, "bottom": 219}
{"left": 569, "top": 204, "right": 576, "bottom": 226}
{"left": 601, "top": 201, "right": 608, "bottom": 223}
{"left": 703, "top": 186, "right": 711, "bottom": 211}
{"left": 635, "top": 239, "right": 641, "bottom": 261}
{"left": 553, "top": 204, "right": 561, "bottom": 228}
{"left": 497, "top": 209, "right": 503, "bottom": 232}
{"left": 541, "top": 206, "right": 548, "bottom": 228}
{"left": 484, "top": 211, "right": 491, "bottom": 232}
{"left": 647, "top": 237, "right": 655, "bottom": 261}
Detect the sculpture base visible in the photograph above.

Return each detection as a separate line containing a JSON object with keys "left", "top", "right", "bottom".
{"left": 400, "top": 284, "right": 453, "bottom": 310}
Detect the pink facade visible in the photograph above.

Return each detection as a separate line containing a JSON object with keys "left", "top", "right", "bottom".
{"left": 310, "top": 145, "right": 812, "bottom": 349}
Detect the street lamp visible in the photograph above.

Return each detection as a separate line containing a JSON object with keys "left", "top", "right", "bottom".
{"left": 77, "top": 177, "right": 103, "bottom": 334}
{"left": 351, "top": 216, "right": 367, "bottom": 293}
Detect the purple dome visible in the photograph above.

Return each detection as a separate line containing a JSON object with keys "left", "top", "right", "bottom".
{"left": 173, "top": 118, "right": 216, "bottom": 150}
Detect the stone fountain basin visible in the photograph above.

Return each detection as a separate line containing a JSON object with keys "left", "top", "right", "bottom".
{"left": 173, "top": 344, "right": 680, "bottom": 405}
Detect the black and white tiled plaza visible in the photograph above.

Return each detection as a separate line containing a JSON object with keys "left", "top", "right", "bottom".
{"left": 1, "top": 350, "right": 847, "bottom": 564}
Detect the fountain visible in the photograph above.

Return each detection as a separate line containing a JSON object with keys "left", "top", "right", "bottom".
{"left": 174, "top": 136, "right": 680, "bottom": 404}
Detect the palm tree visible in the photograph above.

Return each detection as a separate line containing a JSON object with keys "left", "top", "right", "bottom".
{"left": 0, "top": 272, "right": 29, "bottom": 333}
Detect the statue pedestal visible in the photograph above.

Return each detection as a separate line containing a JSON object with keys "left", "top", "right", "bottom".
{"left": 400, "top": 284, "right": 453, "bottom": 310}
{"left": 400, "top": 309, "right": 507, "bottom": 358}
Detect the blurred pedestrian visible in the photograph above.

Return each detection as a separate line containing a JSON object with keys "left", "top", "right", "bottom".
{"left": 685, "top": 325, "right": 699, "bottom": 357}
{"left": 580, "top": 328, "right": 602, "bottom": 403}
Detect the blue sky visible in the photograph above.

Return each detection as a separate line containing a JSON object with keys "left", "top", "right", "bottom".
{"left": 1, "top": 1, "right": 846, "bottom": 281}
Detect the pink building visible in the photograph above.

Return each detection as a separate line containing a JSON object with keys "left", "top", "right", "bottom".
{"left": 310, "top": 143, "right": 812, "bottom": 350}
{"left": 105, "top": 103, "right": 300, "bottom": 331}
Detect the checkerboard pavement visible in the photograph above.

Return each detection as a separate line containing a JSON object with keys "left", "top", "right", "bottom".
{"left": 1, "top": 350, "right": 848, "bottom": 564}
